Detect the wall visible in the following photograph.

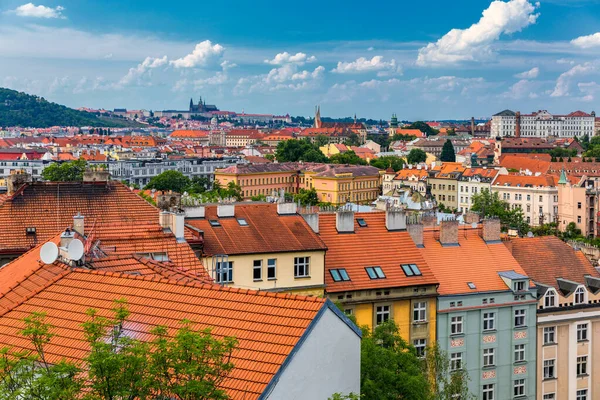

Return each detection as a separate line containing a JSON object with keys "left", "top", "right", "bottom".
{"left": 264, "top": 307, "right": 361, "bottom": 400}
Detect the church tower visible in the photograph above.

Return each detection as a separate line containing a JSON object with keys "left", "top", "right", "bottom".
{"left": 189, "top": 98, "right": 194, "bottom": 112}
{"left": 314, "top": 105, "right": 322, "bottom": 128}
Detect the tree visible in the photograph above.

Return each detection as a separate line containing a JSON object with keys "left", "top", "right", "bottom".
{"left": 41, "top": 159, "right": 87, "bottom": 181}
{"left": 440, "top": 140, "right": 456, "bottom": 162}
{"left": 187, "top": 176, "right": 211, "bottom": 195}
{"left": 329, "top": 151, "right": 367, "bottom": 165}
{"left": 369, "top": 156, "right": 404, "bottom": 172}
{"left": 405, "top": 121, "right": 438, "bottom": 137}
{"left": 315, "top": 135, "right": 330, "bottom": 147}
{"left": 424, "top": 344, "right": 475, "bottom": 400}
{"left": 581, "top": 134, "right": 590, "bottom": 150}
{"left": 471, "top": 189, "right": 529, "bottom": 234}
{"left": 145, "top": 170, "right": 191, "bottom": 193}
{"left": 407, "top": 148, "right": 427, "bottom": 164}
{"left": 294, "top": 188, "right": 319, "bottom": 206}
{"left": 275, "top": 139, "right": 328, "bottom": 163}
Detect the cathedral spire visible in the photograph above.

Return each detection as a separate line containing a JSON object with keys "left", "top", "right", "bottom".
{"left": 314, "top": 105, "right": 322, "bottom": 128}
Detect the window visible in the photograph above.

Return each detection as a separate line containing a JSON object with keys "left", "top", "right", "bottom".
{"left": 294, "top": 257, "right": 310, "bottom": 277}
{"left": 543, "top": 327, "right": 556, "bottom": 344}
{"left": 413, "top": 302, "right": 427, "bottom": 322}
{"left": 578, "top": 202, "right": 582, "bottom": 209}
{"left": 544, "top": 291, "right": 556, "bottom": 308}
{"left": 401, "top": 264, "right": 422, "bottom": 276}
{"left": 514, "top": 309, "right": 526, "bottom": 327}
{"left": 376, "top": 305, "right": 390, "bottom": 325}
{"left": 577, "top": 356, "right": 587, "bottom": 376}
{"left": 514, "top": 344, "right": 525, "bottom": 363}
{"left": 356, "top": 218, "right": 367, "bottom": 227}
{"left": 483, "top": 348, "right": 495, "bottom": 367}
{"left": 513, "top": 379, "right": 525, "bottom": 397}
{"left": 450, "top": 352, "right": 462, "bottom": 371}
{"left": 543, "top": 394, "right": 555, "bottom": 400}
{"left": 237, "top": 218, "right": 248, "bottom": 226}
{"left": 577, "top": 389, "right": 588, "bottom": 400}
{"left": 331, "top": 268, "right": 350, "bottom": 282}
{"left": 483, "top": 384, "right": 494, "bottom": 400}
{"left": 574, "top": 286, "right": 587, "bottom": 305}
{"left": 467, "top": 282, "right": 476, "bottom": 289}
{"left": 577, "top": 323, "right": 588, "bottom": 341}
{"left": 514, "top": 281, "right": 526, "bottom": 292}
{"left": 267, "top": 259, "right": 276, "bottom": 280}
{"left": 209, "top": 220, "right": 221, "bottom": 227}
{"left": 366, "top": 266, "right": 386, "bottom": 279}
{"left": 543, "top": 359, "right": 555, "bottom": 379}
{"left": 451, "top": 316, "right": 463, "bottom": 335}
{"left": 483, "top": 312, "right": 495, "bottom": 331}
{"left": 253, "top": 260, "right": 262, "bottom": 281}
{"left": 215, "top": 261, "right": 233, "bottom": 283}
{"left": 414, "top": 339, "right": 426, "bottom": 357}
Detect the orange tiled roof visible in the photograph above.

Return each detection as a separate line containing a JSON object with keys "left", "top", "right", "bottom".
{"left": 318, "top": 212, "right": 438, "bottom": 292}
{"left": 493, "top": 174, "right": 557, "bottom": 187}
{"left": 498, "top": 154, "right": 551, "bottom": 173}
{"left": 170, "top": 130, "right": 209, "bottom": 139}
{"left": 187, "top": 204, "right": 327, "bottom": 256}
{"left": 394, "top": 169, "right": 428, "bottom": 181}
{"left": 420, "top": 228, "right": 529, "bottom": 295}
{"left": 461, "top": 167, "right": 499, "bottom": 179}
{"left": 0, "top": 266, "right": 328, "bottom": 399}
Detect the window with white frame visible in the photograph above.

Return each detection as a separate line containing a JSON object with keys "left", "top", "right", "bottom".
{"left": 513, "top": 379, "right": 525, "bottom": 397}
{"left": 483, "top": 312, "right": 495, "bottom": 331}
{"left": 253, "top": 260, "right": 262, "bottom": 281}
{"left": 543, "top": 326, "right": 556, "bottom": 344}
{"left": 215, "top": 261, "right": 233, "bottom": 283}
{"left": 543, "top": 394, "right": 555, "bottom": 400}
{"left": 483, "top": 384, "right": 494, "bottom": 400}
{"left": 413, "top": 302, "right": 427, "bottom": 322}
{"left": 267, "top": 259, "right": 276, "bottom": 280}
{"left": 577, "top": 323, "right": 588, "bottom": 341}
{"left": 451, "top": 316, "right": 463, "bottom": 335}
{"left": 376, "top": 305, "right": 390, "bottom": 326}
{"left": 450, "top": 352, "right": 462, "bottom": 371}
{"left": 294, "top": 257, "right": 310, "bottom": 278}
{"left": 414, "top": 338, "right": 426, "bottom": 357}
{"left": 577, "top": 389, "right": 588, "bottom": 400}
{"left": 514, "top": 344, "right": 525, "bottom": 363}
{"left": 514, "top": 309, "right": 526, "bottom": 327}
{"left": 543, "top": 359, "right": 555, "bottom": 379}
{"left": 483, "top": 348, "right": 495, "bottom": 367}
{"left": 544, "top": 290, "right": 556, "bottom": 308}
{"left": 574, "top": 286, "right": 587, "bottom": 305}
{"left": 515, "top": 280, "right": 526, "bottom": 292}
{"left": 577, "top": 356, "right": 587, "bottom": 376}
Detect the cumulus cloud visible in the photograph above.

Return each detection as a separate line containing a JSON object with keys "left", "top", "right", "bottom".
{"left": 170, "top": 40, "right": 224, "bottom": 68}
{"left": 577, "top": 81, "right": 600, "bottom": 102}
{"left": 551, "top": 62, "right": 599, "bottom": 97}
{"left": 332, "top": 56, "right": 402, "bottom": 76}
{"left": 117, "top": 56, "right": 168, "bottom": 87}
{"left": 572, "top": 32, "right": 600, "bottom": 49}
{"left": 417, "top": 0, "right": 540, "bottom": 66}
{"left": 10, "top": 3, "right": 65, "bottom": 18}
{"left": 235, "top": 64, "right": 324, "bottom": 95}
{"left": 264, "top": 52, "right": 316, "bottom": 65}
{"left": 514, "top": 67, "right": 539, "bottom": 79}
{"left": 502, "top": 79, "right": 540, "bottom": 99}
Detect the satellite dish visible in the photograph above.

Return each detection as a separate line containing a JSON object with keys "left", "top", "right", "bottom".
{"left": 527, "top": 231, "right": 534, "bottom": 238}
{"left": 67, "top": 239, "right": 84, "bottom": 261}
{"left": 40, "top": 242, "right": 59, "bottom": 264}
{"left": 471, "top": 222, "right": 478, "bottom": 229}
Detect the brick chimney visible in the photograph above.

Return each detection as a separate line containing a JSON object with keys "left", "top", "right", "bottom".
{"left": 73, "top": 213, "right": 84, "bottom": 235}
{"left": 407, "top": 222, "right": 424, "bottom": 248}
{"left": 440, "top": 219, "right": 459, "bottom": 246}
{"left": 385, "top": 208, "right": 406, "bottom": 231}
{"left": 336, "top": 209, "right": 355, "bottom": 233}
{"left": 83, "top": 168, "right": 110, "bottom": 182}
{"left": 515, "top": 112, "right": 521, "bottom": 138}
{"left": 482, "top": 218, "right": 501, "bottom": 243}
{"left": 6, "top": 171, "right": 31, "bottom": 196}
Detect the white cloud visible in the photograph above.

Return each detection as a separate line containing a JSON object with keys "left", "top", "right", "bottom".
{"left": 571, "top": 32, "right": 600, "bottom": 49}
{"left": 117, "top": 56, "right": 168, "bottom": 87}
{"left": 417, "top": 0, "right": 540, "bottom": 66}
{"left": 577, "top": 81, "right": 600, "bottom": 102}
{"left": 170, "top": 40, "right": 224, "bottom": 68}
{"left": 332, "top": 56, "right": 402, "bottom": 76}
{"left": 514, "top": 67, "right": 539, "bottom": 79}
{"left": 11, "top": 3, "right": 65, "bottom": 19}
{"left": 551, "top": 62, "right": 599, "bottom": 97}
{"left": 264, "top": 52, "right": 316, "bottom": 65}
{"left": 501, "top": 79, "right": 540, "bottom": 99}
{"left": 557, "top": 58, "right": 575, "bottom": 65}
{"left": 235, "top": 64, "right": 324, "bottom": 95}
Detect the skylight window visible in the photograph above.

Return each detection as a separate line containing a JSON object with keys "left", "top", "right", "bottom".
{"left": 356, "top": 218, "right": 367, "bottom": 227}
{"left": 467, "top": 282, "right": 476, "bottom": 290}
{"left": 330, "top": 268, "right": 351, "bottom": 282}
{"left": 237, "top": 218, "right": 248, "bottom": 226}
{"left": 209, "top": 220, "right": 221, "bottom": 227}
{"left": 402, "top": 264, "right": 422, "bottom": 277}
{"left": 366, "top": 266, "right": 386, "bottom": 280}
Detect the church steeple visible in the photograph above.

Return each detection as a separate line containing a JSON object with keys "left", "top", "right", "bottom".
{"left": 314, "top": 105, "right": 322, "bottom": 128}
{"left": 189, "top": 98, "right": 194, "bottom": 112}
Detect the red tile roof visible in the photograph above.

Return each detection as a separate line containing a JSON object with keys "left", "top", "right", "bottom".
{"left": 493, "top": 174, "right": 557, "bottom": 188}
{"left": 498, "top": 154, "right": 551, "bottom": 173}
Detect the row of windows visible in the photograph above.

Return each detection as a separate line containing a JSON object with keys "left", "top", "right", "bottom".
{"left": 542, "top": 322, "right": 589, "bottom": 345}
{"left": 432, "top": 184, "right": 456, "bottom": 191}
{"left": 543, "top": 286, "right": 588, "bottom": 308}
{"left": 216, "top": 257, "right": 310, "bottom": 283}
{"left": 375, "top": 302, "right": 428, "bottom": 326}
{"left": 449, "top": 309, "right": 528, "bottom": 335}
{"left": 480, "top": 379, "right": 526, "bottom": 399}
{"left": 460, "top": 186, "right": 479, "bottom": 193}
{"left": 240, "top": 176, "right": 294, "bottom": 186}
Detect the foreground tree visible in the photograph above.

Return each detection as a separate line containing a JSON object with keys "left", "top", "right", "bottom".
{"left": 440, "top": 140, "right": 456, "bottom": 162}
{"left": 471, "top": 189, "right": 528, "bottom": 234}
{"left": 41, "top": 159, "right": 88, "bottom": 181}
{"left": 145, "top": 170, "right": 191, "bottom": 193}
{"left": 369, "top": 156, "right": 404, "bottom": 171}
{"left": 293, "top": 187, "right": 319, "bottom": 206}
{"left": 406, "top": 148, "right": 427, "bottom": 164}
{"left": 275, "top": 139, "right": 328, "bottom": 163}
{"left": 424, "top": 344, "right": 475, "bottom": 400}
{"left": 329, "top": 151, "right": 367, "bottom": 165}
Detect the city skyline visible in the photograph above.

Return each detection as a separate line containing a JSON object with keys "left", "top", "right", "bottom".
{"left": 1, "top": 0, "right": 600, "bottom": 119}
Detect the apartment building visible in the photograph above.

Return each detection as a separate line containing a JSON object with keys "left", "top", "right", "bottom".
{"left": 509, "top": 236, "right": 600, "bottom": 400}
{"left": 385, "top": 167, "right": 428, "bottom": 196}
{"left": 491, "top": 175, "right": 559, "bottom": 226}
{"left": 458, "top": 167, "right": 505, "bottom": 213}
{"left": 557, "top": 173, "right": 598, "bottom": 237}
{"left": 421, "top": 219, "right": 538, "bottom": 400}
{"left": 317, "top": 209, "right": 439, "bottom": 351}
{"left": 428, "top": 162, "right": 465, "bottom": 210}
{"left": 408, "top": 138, "right": 470, "bottom": 158}
{"left": 491, "top": 110, "right": 596, "bottom": 138}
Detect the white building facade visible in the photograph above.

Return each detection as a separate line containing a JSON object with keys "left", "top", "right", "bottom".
{"left": 491, "top": 110, "right": 596, "bottom": 138}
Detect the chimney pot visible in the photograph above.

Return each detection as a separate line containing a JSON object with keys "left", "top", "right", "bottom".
{"left": 407, "top": 223, "right": 424, "bottom": 248}
{"left": 440, "top": 219, "right": 459, "bottom": 246}
{"left": 336, "top": 210, "right": 355, "bottom": 233}
{"left": 482, "top": 218, "right": 501, "bottom": 243}
{"left": 73, "top": 213, "right": 84, "bottom": 235}
{"left": 385, "top": 209, "right": 406, "bottom": 231}
{"left": 217, "top": 204, "right": 235, "bottom": 218}
{"left": 277, "top": 202, "right": 297, "bottom": 215}
{"left": 301, "top": 211, "right": 319, "bottom": 233}
{"left": 60, "top": 228, "right": 75, "bottom": 248}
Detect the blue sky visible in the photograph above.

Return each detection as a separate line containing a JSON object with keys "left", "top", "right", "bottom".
{"left": 1, "top": 0, "right": 600, "bottom": 120}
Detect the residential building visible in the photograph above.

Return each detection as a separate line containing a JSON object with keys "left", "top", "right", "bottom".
{"left": 491, "top": 174, "right": 559, "bottom": 226}
{"left": 421, "top": 219, "right": 538, "bottom": 400}
{"left": 386, "top": 167, "right": 429, "bottom": 196}
{"left": 458, "top": 167, "right": 505, "bottom": 213}
{"left": 491, "top": 110, "right": 596, "bottom": 138}
{"left": 185, "top": 202, "right": 328, "bottom": 296}
{"left": 428, "top": 162, "right": 465, "bottom": 210}
{"left": 408, "top": 138, "right": 470, "bottom": 158}
{"left": 317, "top": 209, "right": 439, "bottom": 350}
{"left": 508, "top": 236, "right": 600, "bottom": 400}
{"left": 557, "top": 173, "right": 598, "bottom": 237}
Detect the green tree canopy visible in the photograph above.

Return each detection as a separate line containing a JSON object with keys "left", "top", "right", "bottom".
{"left": 275, "top": 139, "right": 328, "bottom": 163}
{"left": 407, "top": 148, "right": 428, "bottom": 164}
{"left": 293, "top": 187, "right": 319, "bottom": 206}
{"left": 405, "top": 121, "right": 438, "bottom": 137}
{"left": 329, "top": 150, "right": 367, "bottom": 165}
{"left": 41, "top": 159, "right": 88, "bottom": 182}
{"left": 370, "top": 156, "right": 405, "bottom": 172}
{"left": 145, "top": 170, "right": 191, "bottom": 193}
{"left": 440, "top": 140, "right": 456, "bottom": 162}
{"left": 471, "top": 189, "right": 529, "bottom": 234}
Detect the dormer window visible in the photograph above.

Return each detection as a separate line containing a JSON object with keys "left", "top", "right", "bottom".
{"left": 544, "top": 290, "right": 557, "bottom": 308}
{"left": 514, "top": 281, "right": 526, "bottom": 292}
{"left": 574, "top": 286, "right": 587, "bottom": 305}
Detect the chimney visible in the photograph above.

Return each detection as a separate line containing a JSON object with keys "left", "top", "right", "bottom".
{"left": 482, "top": 218, "right": 501, "bottom": 243}
{"left": 336, "top": 209, "right": 355, "bottom": 233}
{"left": 440, "top": 219, "right": 459, "bottom": 246}
{"left": 184, "top": 206, "right": 205, "bottom": 219}
{"left": 173, "top": 211, "right": 186, "bottom": 242}
{"left": 515, "top": 112, "right": 521, "bottom": 138}
{"left": 385, "top": 208, "right": 406, "bottom": 231}
{"left": 60, "top": 228, "right": 74, "bottom": 248}
{"left": 159, "top": 210, "right": 170, "bottom": 228}
{"left": 301, "top": 212, "right": 319, "bottom": 233}
{"left": 157, "top": 192, "right": 182, "bottom": 211}
{"left": 277, "top": 202, "right": 297, "bottom": 215}
{"left": 407, "top": 222, "right": 424, "bottom": 248}
{"left": 6, "top": 171, "right": 31, "bottom": 196}
{"left": 217, "top": 203, "right": 235, "bottom": 218}
{"left": 83, "top": 168, "right": 110, "bottom": 182}
{"left": 73, "top": 213, "right": 84, "bottom": 235}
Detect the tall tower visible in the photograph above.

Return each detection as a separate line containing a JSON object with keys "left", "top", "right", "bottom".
{"left": 314, "top": 106, "right": 322, "bottom": 128}
{"left": 189, "top": 98, "right": 194, "bottom": 112}
{"left": 390, "top": 113, "right": 398, "bottom": 129}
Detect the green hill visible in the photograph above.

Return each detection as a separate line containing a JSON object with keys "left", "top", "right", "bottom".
{"left": 0, "top": 88, "right": 138, "bottom": 128}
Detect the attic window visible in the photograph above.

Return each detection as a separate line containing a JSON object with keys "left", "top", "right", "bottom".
{"left": 209, "top": 220, "right": 221, "bottom": 227}
{"left": 356, "top": 218, "right": 367, "bottom": 227}
{"left": 366, "top": 266, "right": 386, "bottom": 280}
{"left": 401, "top": 264, "right": 422, "bottom": 277}
{"left": 25, "top": 227, "right": 36, "bottom": 235}
{"left": 330, "top": 268, "right": 351, "bottom": 282}
{"left": 467, "top": 282, "right": 476, "bottom": 290}
{"left": 237, "top": 218, "right": 248, "bottom": 226}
